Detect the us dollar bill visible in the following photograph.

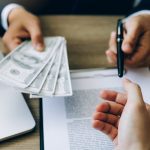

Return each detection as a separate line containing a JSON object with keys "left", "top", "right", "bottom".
{"left": 30, "top": 41, "right": 64, "bottom": 97}
{"left": 20, "top": 52, "right": 57, "bottom": 94}
{"left": 30, "top": 41, "right": 72, "bottom": 98}
{"left": 0, "top": 37, "right": 65, "bottom": 88}
{"left": 54, "top": 43, "right": 72, "bottom": 96}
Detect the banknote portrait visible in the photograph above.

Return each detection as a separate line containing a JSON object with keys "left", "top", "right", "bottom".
{"left": 11, "top": 52, "right": 41, "bottom": 69}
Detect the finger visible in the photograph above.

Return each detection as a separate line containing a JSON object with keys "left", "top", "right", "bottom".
{"left": 106, "top": 50, "right": 117, "bottom": 65}
{"left": 26, "top": 20, "right": 44, "bottom": 51}
{"left": 16, "top": 31, "right": 31, "bottom": 41}
{"left": 100, "top": 90, "right": 127, "bottom": 105}
{"left": 2, "top": 33, "right": 22, "bottom": 52}
{"left": 146, "top": 103, "right": 150, "bottom": 112}
{"left": 96, "top": 101, "right": 124, "bottom": 116}
{"left": 125, "top": 47, "right": 148, "bottom": 67}
{"left": 93, "top": 112, "right": 119, "bottom": 126}
{"left": 92, "top": 120, "right": 117, "bottom": 140}
{"left": 8, "top": 38, "right": 22, "bottom": 51}
{"left": 123, "top": 78, "right": 145, "bottom": 105}
{"left": 109, "top": 31, "right": 117, "bottom": 53}
{"left": 122, "top": 21, "right": 141, "bottom": 53}
{"left": 125, "top": 32, "right": 150, "bottom": 67}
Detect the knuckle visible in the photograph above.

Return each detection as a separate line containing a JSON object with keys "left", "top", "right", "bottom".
{"left": 36, "top": 32, "right": 42, "bottom": 37}
{"left": 92, "top": 120, "right": 100, "bottom": 129}
{"left": 2, "top": 36, "right": 6, "bottom": 42}
{"left": 2, "top": 34, "right": 9, "bottom": 44}
{"left": 128, "top": 34, "right": 137, "bottom": 40}
{"left": 33, "top": 33, "right": 43, "bottom": 42}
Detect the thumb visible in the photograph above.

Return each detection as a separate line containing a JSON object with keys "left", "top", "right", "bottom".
{"left": 30, "top": 29, "right": 45, "bottom": 52}
{"left": 27, "top": 23, "right": 45, "bottom": 51}
{"left": 123, "top": 78, "right": 145, "bottom": 106}
{"left": 122, "top": 21, "right": 141, "bottom": 54}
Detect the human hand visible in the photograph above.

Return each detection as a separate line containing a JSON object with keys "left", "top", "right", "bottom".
{"left": 2, "top": 8, "right": 44, "bottom": 53}
{"left": 106, "top": 14, "right": 150, "bottom": 67}
{"left": 92, "top": 79, "right": 150, "bottom": 150}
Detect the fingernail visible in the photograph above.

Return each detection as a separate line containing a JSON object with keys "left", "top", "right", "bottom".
{"left": 35, "top": 43, "right": 44, "bottom": 51}
{"left": 122, "top": 43, "right": 132, "bottom": 52}
{"left": 111, "top": 32, "right": 116, "bottom": 38}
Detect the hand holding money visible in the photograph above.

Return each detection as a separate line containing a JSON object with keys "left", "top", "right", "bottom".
{"left": 2, "top": 8, "right": 44, "bottom": 52}
{"left": 0, "top": 37, "right": 72, "bottom": 97}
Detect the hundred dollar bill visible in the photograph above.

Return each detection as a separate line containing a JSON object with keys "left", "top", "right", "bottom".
{"left": 20, "top": 52, "right": 57, "bottom": 94}
{"left": 30, "top": 41, "right": 64, "bottom": 97}
{"left": 30, "top": 41, "right": 72, "bottom": 98}
{"left": 53, "top": 43, "right": 72, "bottom": 96}
{"left": 0, "top": 37, "right": 65, "bottom": 88}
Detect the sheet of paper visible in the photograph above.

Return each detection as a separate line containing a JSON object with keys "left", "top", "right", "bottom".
{"left": 124, "top": 67, "right": 150, "bottom": 103}
{"left": 43, "top": 67, "right": 150, "bottom": 150}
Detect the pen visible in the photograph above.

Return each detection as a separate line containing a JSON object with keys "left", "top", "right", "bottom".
{"left": 116, "top": 19, "right": 124, "bottom": 78}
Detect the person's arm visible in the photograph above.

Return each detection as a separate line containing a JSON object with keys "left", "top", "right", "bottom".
{"left": 2, "top": 7, "right": 45, "bottom": 53}
{"left": 1, "top": 2, "right": 46, "bottom": 53}
{"left": 106, "top": 0, "right": 150, "bottom": 67}
{"left": 0, "top": 0, "right": 48, "bottom": 34}
{"left": 0, "top": 0, "right": 48, "bottom": 15}
{"left": 0, "top": 0, "right": 50, "bottom": 52}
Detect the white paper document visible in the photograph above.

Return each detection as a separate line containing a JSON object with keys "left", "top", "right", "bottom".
{"left": 42, "top": 67, "right": 150, "bottom": 150}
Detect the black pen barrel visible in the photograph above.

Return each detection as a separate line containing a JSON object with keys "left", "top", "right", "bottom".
{"left": 116, "top": 19, "right": 124, "bottom": 78}
{"left": 117, "top": 38, "right": 124, "bottom": 77}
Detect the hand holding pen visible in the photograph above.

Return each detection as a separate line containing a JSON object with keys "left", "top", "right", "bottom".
{"left": 105, "top": 15, "right": 150, "bottom": 69}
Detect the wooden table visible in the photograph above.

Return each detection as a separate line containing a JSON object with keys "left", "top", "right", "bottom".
{"left": 0, "top": 15, "right": 122, "bottom": 150}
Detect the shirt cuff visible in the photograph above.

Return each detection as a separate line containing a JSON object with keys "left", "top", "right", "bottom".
{"left": 1, "top": 3, "right": 24, "bottom": 30}
{"left": 123, "top": 10, "right": 150, "bottom": 22}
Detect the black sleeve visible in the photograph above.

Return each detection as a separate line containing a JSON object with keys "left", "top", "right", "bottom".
{"left": 128, "top": 0, "right": 150, "bottom": 15}
{"left": 0, "top": 0, "right": 49, "bottom": 15}
{"left": 0, "top": 0, "right": 49, "bottom": 35}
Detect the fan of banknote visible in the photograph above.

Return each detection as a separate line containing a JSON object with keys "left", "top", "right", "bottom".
{"left": 0, "top": 36, "right": 72, "bottom": 97}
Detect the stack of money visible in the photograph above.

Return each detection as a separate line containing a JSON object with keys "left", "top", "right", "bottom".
{"left": 0, "top": 37, "right": 72, "bottom": 98}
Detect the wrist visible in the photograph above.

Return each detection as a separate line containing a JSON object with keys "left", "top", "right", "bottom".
{"left": 1, "top": 3, "right": 24, "bottom": 30}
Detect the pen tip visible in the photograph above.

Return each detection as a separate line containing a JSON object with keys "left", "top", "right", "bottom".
{"left": 118, "top": 74, "right": 123, "bottom": 78}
